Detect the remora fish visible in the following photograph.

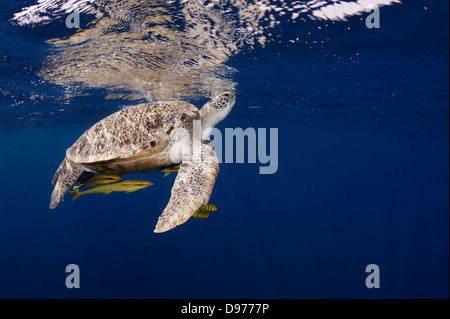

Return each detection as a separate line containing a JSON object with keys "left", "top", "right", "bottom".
{"left": 139, "top": 164, "right": 180, "bottom": 177}
{"left": 73, "top": 174, "right": 122, "bottom": 191}
{"left": 160, "top": 164, "right": 181, "bottom": 177}
{"left": 69, "top": 179, "right": 153, "bottom": 201}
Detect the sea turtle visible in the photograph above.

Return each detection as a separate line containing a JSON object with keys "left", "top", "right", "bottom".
{"left": 50, "top": 92, "right": 236, "bottom": 232}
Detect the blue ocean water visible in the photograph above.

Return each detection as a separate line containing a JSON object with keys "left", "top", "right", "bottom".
{"left": 0, "top": 0, "right": 448, "bottom": 299}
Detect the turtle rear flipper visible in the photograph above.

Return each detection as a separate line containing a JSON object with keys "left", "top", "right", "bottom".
{"left": 154, "top": 143, "right": 219, "bottom": 233}
{"left": 52, "top": 158, "right": 67, "bottom": 186}
{"left": 50, "top": 158, "right": 84, "bottom": 209}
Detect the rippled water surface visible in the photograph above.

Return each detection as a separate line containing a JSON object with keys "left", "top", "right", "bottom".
{"left": 0, "top": 0, "right": 448, "bottom": 298}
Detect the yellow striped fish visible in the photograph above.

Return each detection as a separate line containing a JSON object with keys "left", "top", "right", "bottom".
{"left": 192, "top": 204, "right": 218, "bottom": 220}
{"left": 201, "top": 204, "right": 217, "bottom": 212}
{"left": 193, "top": 210, "right": 210, "bottom": 220}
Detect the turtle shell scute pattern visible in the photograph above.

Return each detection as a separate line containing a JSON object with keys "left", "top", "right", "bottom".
{"left": 67, "top": 101, "right": 200, "bottom": 163}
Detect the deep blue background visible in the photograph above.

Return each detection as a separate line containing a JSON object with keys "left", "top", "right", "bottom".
{"left": 0, "top": 0, "right": 448, "bottom": 298}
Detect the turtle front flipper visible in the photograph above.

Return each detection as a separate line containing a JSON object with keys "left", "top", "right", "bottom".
{"left": 154, "top": 143, "right": 219, "bottom": 233}
{"left": 50, "top": 158, "right": 84, "bottom": 209}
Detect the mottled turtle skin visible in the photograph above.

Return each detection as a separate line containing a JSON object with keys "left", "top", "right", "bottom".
{"left": 50, "top": 92, "right": 236, "bottom": 233}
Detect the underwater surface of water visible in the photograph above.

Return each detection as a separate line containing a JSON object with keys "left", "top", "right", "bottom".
{"left": 0, "top": 0, "right": 448, "bottom": 298}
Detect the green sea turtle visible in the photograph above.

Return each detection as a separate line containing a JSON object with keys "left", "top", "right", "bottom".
{"left": 50, "top": 92, "right": 236, "bottom": 232}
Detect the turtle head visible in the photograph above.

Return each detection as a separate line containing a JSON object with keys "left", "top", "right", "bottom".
{"left": 200, "top": 92, "right": 235, "bottom": 140}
